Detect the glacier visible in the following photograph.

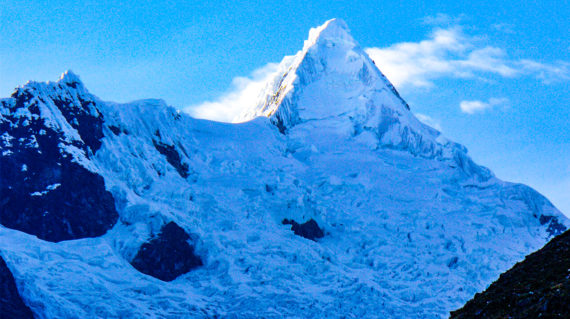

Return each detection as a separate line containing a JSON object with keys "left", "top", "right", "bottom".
{"left": 0, "top": 19, "right": 567, "bottom": 318}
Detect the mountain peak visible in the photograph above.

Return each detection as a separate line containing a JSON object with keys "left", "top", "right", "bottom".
{"left": 58, "top": 70, "right": 84, "bottom": 89}
{"left": 237, "top": 20, "right": 452, "bottom": 159}
{"left": 303, "top": 18, "right": 353, "bottom": 50}
{"left": 237, "top": 19, "right": 390, "bottom": 126}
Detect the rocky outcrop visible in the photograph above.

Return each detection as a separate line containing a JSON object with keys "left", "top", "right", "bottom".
{"left": 0, "top": 74, "right": 118, "bottom": 242}
{"left": 131, "top": 222, "right": 202, "bottom": 281}
{"left": 0, "top": 256, "right": 34, "bottom": 319}
{"left": 451, "top": 229, "right": 570, "bottom": 318}
{"left": 152, "top": 139, "right": 190, "bottom": 178}
{"left": 540, "top": 214, "right": 566, "bottom": 237}
{"left": 282, "top": 218, "right": 324, "bottom": 241}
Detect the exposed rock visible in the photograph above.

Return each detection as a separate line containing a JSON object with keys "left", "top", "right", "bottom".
{"left": 0, "top": 256, "right": 35, "bottom": 319}
{"left": 152, "top": 140, "right": 190, "bottom": 178}
{"left": 451, "top": 229, "right": 570, "bottom": 318}
{"left": 51, "top": 94, "right": 104, "bottom": 153}
{"left": 0, "top": 81, "right": 118, "bottom": 242}
{"left": 131, "top": 222, "right": 202, "bottom": 282}
{"left": 540, "top": 214, "right": 566, "bottom": 237}
{"left": 107, "top": 125, "right": 123, "bottom": 136}
{"left": 282, "top": 218, "right": 324, "bottom": 241}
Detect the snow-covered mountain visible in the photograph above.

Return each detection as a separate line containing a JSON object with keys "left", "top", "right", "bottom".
{"left": 0, "top": 19, "right": 567, "bottom": 318}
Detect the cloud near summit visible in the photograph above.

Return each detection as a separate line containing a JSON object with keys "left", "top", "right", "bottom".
{"left": 460, "top": 97, "right": 509, "bottom": 114}
{"left": 185, "top": 19, "right": 569, "bottom": 123}
{"left": 185, "top": 63, "right": 280, "bottom": 123}
{"left": 365, "top": 26, "right": 570, "bottom": 89}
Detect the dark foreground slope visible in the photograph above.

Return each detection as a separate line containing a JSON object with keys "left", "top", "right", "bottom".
{"left": 0, "top": 256, "right": 34, "bottom": 319}
{"left": 451, "top": 229, "right": 570, "bottom": 318}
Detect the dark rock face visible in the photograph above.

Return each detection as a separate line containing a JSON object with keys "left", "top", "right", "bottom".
{"left": 131, "top": 222, "right": 202, "bottom": 282}
{"left": 0, "top": 81, "right": 118, "bottom": 242}
{"left": 540, "top": 215, "right": 566, "bottom": 238}
{"left": 0, "top": 256, "right": 35, "bottom": 319}
{"left": 50, "top": 86, "right": 104, "bottom": 153}
{"left": 272, "top": 113, "right": 288, "bottom": 134}
{"left": 282, "top": 218, "right": 324, "bottom": 241}
{"left": 107, "top": 125, "right": 123, "bottom": 136}
{"left": 451, "top": 229, "right": 570, "bottom": 318}
{"left": 152, "top": 140, "right": 190, "bottom": 178}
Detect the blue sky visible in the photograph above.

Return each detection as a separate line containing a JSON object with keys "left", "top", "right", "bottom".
{"left": 1, "top": 1, "right": 568, "bottom": 214}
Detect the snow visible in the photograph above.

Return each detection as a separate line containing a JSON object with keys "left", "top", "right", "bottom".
{"left": 236, "top": 18, "right": 474, "bottom": 172}
{"left": 58, "top": 70, "right": 82, "bottom": 86}
{"left": 1, "top": 132, "right": 14, "bottom": 147}
{"left": 47, "top": 183, "right": 61, "bottom": 190}
{"left": 29, "top": 184, "right": 61, "bottom": 196}
{"left": 1, "top": 20, "right": 568, "bottom": 319}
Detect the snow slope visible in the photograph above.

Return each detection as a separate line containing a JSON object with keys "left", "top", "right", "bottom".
{"left": 1, "top": 19, "right": 568, "bottom": 318}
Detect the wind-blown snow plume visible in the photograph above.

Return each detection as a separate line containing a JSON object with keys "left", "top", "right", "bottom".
{"left": 185, "top": 63, "right": 280, "bottom": 122}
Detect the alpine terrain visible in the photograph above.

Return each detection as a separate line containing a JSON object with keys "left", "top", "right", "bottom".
{"left": 0, "top": 19, "right": 567, "bottom": 318}
{"left": 451, "top": 227, "right": 570, "bottom": 318}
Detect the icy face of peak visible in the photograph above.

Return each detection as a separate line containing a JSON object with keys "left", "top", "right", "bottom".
{"left": 237, "top": 20, "right": 479, "bottom": 178}
{"left": 303, "top": 18, "right": 353, "bottom": 51}
{"left": 238, "top": 19, "right": 408, "bottom": 125}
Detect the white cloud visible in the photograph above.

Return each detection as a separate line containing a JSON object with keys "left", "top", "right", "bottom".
{"left": 365, "top": 26, "right": 570, "bottom": 89}
{"left": 415, "top": 113, "right": 443, "bottom": 131}
{"left": 365, "top": 27, "right": 468, "bottom": 88}
{"left": 517, "top": 59, "right": 570, "bottom": 83}
{"left": 421, "top": 13, "right": 463, "bottom": 26}
{"left": 458, "top": 47, "right": 518, "bottom": 77}
{"left": 460, "top": 97, "right": 508, "bottom": 114}
{"left": 184, "top": 63, "right": 280, "bottom": 122}
{"left": 459, "top": 101, "right": 488, "bottom": 114}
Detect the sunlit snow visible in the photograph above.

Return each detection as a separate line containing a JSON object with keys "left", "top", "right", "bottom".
{"left": 0, "top": 19, "right": 566, "bottom": 319}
